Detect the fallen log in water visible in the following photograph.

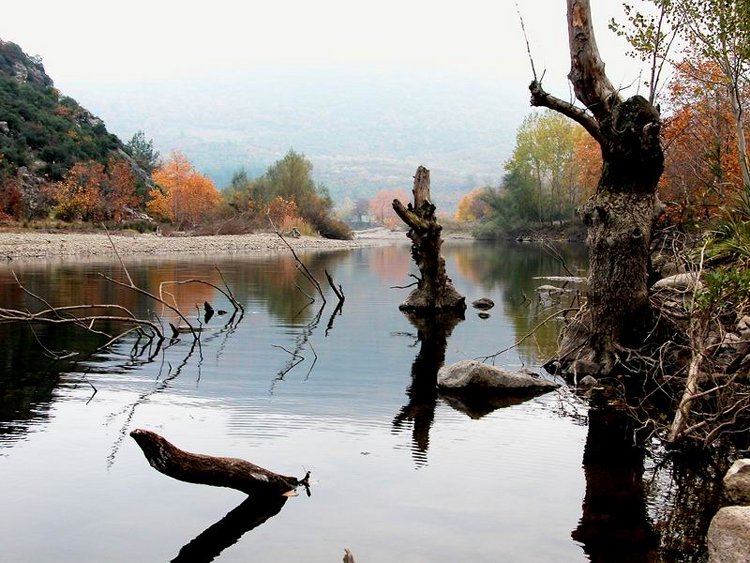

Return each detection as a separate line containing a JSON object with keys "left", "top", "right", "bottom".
{"left": 130, "top": 429, "right": 309, "bottom": 497}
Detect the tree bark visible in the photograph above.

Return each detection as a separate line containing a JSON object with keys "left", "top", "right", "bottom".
{"left": 392, "top": 166, "right": 466, "bottom": 313}
{"left": 532, "top": 0, "right": 664, "bottom": 376}
{"left": 130, "top": 429, "right": 308, "bottom": 497}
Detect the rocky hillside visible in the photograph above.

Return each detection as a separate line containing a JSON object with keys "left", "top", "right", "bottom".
{"left": 0, "top": 39, "right": 149, "bottom": 214}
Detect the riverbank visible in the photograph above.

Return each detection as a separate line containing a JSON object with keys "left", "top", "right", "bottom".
{"left": 0, "top": 231, "right": 387, "bottom": 261}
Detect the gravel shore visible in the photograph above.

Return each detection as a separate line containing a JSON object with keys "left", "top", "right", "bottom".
{"left": 0, "top": 231, "right": 389, "bottom": 261}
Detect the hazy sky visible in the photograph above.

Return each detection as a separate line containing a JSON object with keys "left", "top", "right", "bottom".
{"left": 2, "top": 0, "right": 644, "bottom": 93}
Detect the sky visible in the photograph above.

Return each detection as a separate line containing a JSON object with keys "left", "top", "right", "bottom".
{"left": 1, "top": 0, "right": 644, "bottom": 93}
{"left": 0, "top": 1, "right": 652, "bottom": 196}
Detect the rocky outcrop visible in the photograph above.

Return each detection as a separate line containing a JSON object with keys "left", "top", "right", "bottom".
{"left": 437, "top": 360, "right": 559, "bottom": 394}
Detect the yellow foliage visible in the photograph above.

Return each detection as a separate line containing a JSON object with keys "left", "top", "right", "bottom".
{"left": 455, "top": 188, "right": 491, "bottom": 223}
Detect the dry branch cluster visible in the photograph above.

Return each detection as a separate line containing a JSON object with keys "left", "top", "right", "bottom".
{"left": 0, "top": 231, "right": 243, "bottom": 363}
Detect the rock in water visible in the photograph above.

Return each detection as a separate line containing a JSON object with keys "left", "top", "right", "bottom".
{"left": 437, "top": 360, "right": 559, "bottom": 394}
{"left": 724, "top": 459, "right": 750, "bottom": 506}
{"left": 707, "top": 506, "right": 750, "bottom": 563}
{"left": 471, "top": 297, "right": 495, "bottom": 310}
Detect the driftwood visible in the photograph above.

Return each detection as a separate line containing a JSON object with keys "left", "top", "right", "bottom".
{"left": 392, "top": 166, "right": 465, "bottom": 313}
{"left": 130, "top": 429, "right": 309, "bottom": 496}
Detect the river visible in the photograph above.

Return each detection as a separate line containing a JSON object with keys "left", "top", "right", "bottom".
{"left": 0, "top": 241, "right": 716, "bottom": 561}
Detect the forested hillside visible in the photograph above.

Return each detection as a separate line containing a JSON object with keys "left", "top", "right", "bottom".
{"left": 0, "top": 39, "right": 151, "bottom": 222}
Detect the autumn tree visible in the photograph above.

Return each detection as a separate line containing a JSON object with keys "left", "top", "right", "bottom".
{"left": 52, "top": 161, "right": 106, "bottom": 221}
{"left": 101, "top": 156, "right": 141, "bottom": 222}
{"left": 454, "top": 187, "right": 492, "bottom": 223}
{"left": 148, "top": 151, "right": 220, "bottom": 228}
{"left": 659, "top": 59, "right": 745, "bottom": 222}
{"left": 613, "top": 0, "right": 750, "bottom": 196}
{"left": 531, "top": 0, "right": 664, "bottom": 376}
{"left": 370, "top": 188, "right": 409, "bottom": 227}
{"left": 474, "top": 110, "right": 596, "bottom": 238}
{"left": 354, "top": 197, "right": 370, "bottom": 223}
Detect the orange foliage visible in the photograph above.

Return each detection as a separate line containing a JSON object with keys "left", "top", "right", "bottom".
{"left": 572, "top": 129, "right": 601, "bottom": 199}
{"left": 266, "top": 196, "right": 299, "bottom": 227}
{"left": 660, "top": 59, "right": 746, "bottom": 223}
{"left": 0, "top": 176, "right": 23, "bottom": 220}
{"left": 454, "top": 187, "right": 491, "bottom": 223}
{"left": 370, "top": 188, "right": 410, "bottom": 228}
{"left": 149, "top": 152, "right": 220, "bottom": 227}
{"left": 103, "top": 156, "right": 141, "bottom": 222}
{"left": 47, "top": 159, "right": 141, "bottom": 223}
{"left": 52, "top": 161, "right": 107, "bottom": 221}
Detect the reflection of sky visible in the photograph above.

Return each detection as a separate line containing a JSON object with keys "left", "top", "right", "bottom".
{"left": 0, "top": 243, "right": 589, "bottom": 562}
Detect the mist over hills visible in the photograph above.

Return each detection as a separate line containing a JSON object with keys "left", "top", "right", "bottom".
{"left": 62, "top": 67, "right": 528, "bottom": 209}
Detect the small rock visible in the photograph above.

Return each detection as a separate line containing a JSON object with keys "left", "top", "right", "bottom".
{"left": 578, "top": 375, "right": 598, "bottom": 388}
{"left": 707, "top": 506, "right": 750, "bottom": 563}
{"left": 724, "top": 459, "right": 750, "bottom": 505}
{"left": 438, "top": 360, "right": 559, "bottom": 394}
{"left": 653, "top": 272, "right": 702, "bottom": 292}
{"left": 472, "top": 297, "right": 495, "bottom": 310}
{"left": 737, "top": 316, "right": 750, "bottom": 336}
{"left": 536, "top": 284, "right": 565, "bottom": 294}
{"left": 478, "top": 312, "right": 490, "bottom": 319}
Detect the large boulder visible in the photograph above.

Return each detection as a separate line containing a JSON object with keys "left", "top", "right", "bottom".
{"left": 437, "top": 360, "right": 559, "bottom": 394}
{"left": 707, "top": 506, "right": 750, "bottom": 563}
{"left": 724, "top": 459, "right": 750, "bottom": 506}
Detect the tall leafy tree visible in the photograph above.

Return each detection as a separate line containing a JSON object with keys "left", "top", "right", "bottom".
{"left": 504, "top": 110, "right": 588, "bottom": 224}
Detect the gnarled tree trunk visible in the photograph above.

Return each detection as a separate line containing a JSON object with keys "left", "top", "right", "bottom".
{"left": 392, "top": 166, "right": 466, "bottom": 313}
{"left": 532, "top": 0, "right": 664, "bottom": 377}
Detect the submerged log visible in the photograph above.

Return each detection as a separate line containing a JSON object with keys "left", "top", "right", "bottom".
{"left": 130, "top": 429, "right": 308, "bottom": 496}
{"left": 392, "top": 166, "right": 465, "bottom": 313}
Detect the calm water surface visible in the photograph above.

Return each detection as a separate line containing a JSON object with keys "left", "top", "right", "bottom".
{"left": 0, "top": 241, "right": 651, "bottom": 562}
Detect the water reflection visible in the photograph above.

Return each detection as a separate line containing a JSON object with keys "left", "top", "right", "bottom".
{"left": 450, "top": 242, "right": 587, "bottom": 361}
{"left": 573, "top": 404, "right": 660, "bottom": 562}
{"left": 392, "top": 311, "right": 463, "bottom": 465}
{"left": 172, "top": 495, "right": 288, "bottom": 563}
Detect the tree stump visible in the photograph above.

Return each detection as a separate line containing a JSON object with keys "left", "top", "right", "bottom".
{"left": 392, "top": 166, "right": 466, "bottom": 313}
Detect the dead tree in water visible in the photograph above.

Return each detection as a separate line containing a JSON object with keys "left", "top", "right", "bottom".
{"left": 392, "top": 166, "right": 466, "bottom": 313}
{"left": 130, "top": 429, "right": 309, "bottom": 497}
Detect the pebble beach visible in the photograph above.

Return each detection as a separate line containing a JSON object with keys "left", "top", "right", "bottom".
{"left": 0, "top": 231, "right": 390, "bottom": 261}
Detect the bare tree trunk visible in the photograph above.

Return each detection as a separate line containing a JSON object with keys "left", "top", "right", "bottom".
{"left": 392, "top": 166, "right": 466, "bottom": 313}
{"left": 532, "top": 0, "right": 664, "bottom": 376}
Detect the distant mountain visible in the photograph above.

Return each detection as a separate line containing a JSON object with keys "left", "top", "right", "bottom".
{"left": 0, "top": 39, "right": 149, "bottom": 207}
{"left": 63, "top": 67, "right": 528, "bottom": 210}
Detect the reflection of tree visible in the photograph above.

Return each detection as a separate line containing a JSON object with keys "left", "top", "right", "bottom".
{"left": 369, "top": 245, "right": 411, "bottom": 283}
{"left": 0, "top": 320, "right": 109, "bottom": 445}
{"left": 228, "top": 250, "right": 350, "bottom": 324}
{"left": 171, "top": 494, "right": 288, "bottom": 563}
{"left": 572, "top": 403, "right": 659, "bottom": 563}
{"left": 449, "top": 242, "right": 587, "bottom": 363}
{"left": 393, "top": 312, "right": 463, "bottom": 466}
{"left": 642, "top": 452, "right": 724, "bottom": 562}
